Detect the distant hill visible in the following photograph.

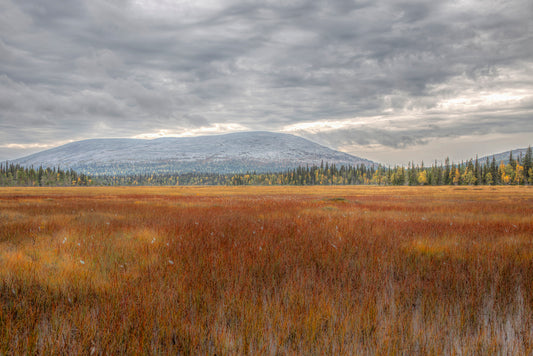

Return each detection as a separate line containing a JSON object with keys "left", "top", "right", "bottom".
{"left": 479, "top": 147, "right": 531, "bottom": 164}
{"left": 12, "top": 131, "right": 376, "bottom": 175}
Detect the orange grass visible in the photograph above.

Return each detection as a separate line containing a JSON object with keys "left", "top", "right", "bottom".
{"left": 0, "top": 186, "right": 532, "bottom": 354}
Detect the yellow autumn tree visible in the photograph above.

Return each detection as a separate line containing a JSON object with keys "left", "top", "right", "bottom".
{"left": 453, "top": 168, "right": 460, "bottom": 185}
{"left": 417, "top": 170, "right": 428, "bottom": 185}
{"left": 499, "top": 162, "right": 511, "bottom": 184}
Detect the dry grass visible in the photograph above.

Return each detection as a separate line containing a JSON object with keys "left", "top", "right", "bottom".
{"left": 0, "top": 186, "right": 532, "bottom": 354}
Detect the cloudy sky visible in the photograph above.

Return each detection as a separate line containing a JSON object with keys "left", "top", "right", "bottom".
{"left": 1, "top": 0, "right": 532, "bottom": 165}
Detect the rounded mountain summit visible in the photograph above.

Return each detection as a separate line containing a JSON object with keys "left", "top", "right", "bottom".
{"left": 12, "top": 131, "right": 376, "bottom": 175}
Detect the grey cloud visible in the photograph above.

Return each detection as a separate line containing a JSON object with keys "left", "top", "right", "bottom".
{"left": 300, "top": 109, "right": 533, "bottom": 151}
{"left": 183, "top": 114, "right": 210, "bottom": 127}
{"left": 303, "top": 126, "right": 445, "bottom": 150}
{"left": 0, "top": 0, "right": 532, "bottom": 161}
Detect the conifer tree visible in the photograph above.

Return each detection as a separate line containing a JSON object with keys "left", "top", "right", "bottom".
{"left": 491, "top": 156, "right": 499, "bottom": 184}
{"left": 474, "top": 155, "right": 480, "bottom": 185}
{"left": 524, "top": 146, "right": 532, "bottom": 184}
{"left": 444, "top": 157, "right": 451, "bottom": 185}
{"left": 509, "top": 151, "right": 516, "bottom": 169}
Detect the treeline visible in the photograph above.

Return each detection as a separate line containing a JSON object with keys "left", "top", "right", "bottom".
{"left": 2, "top": 147, "right": 532, "bottom": 187}
{"left": 0, "top": 163, "right": 92, "bottom": 187}
{"left": 97, "top": 163, "right": 374, "bottom": 186}
{"left": 97, "top": 148, "right": 533, "bottom": 186}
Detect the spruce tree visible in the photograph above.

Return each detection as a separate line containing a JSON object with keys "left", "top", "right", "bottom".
{"left": 491, "top": 156, "right": 499, "bottom": 184}
{"left": 524, "top": 146, "right": 532, "bottom": 184}
{"left": 474, "top": 156, "right": 480, "bottom": 185}
{"left": 509, "top": 151, "right": 516, "bottom": 169}
{"left": 444, "top": 157, "right": 451, "bottom": 185}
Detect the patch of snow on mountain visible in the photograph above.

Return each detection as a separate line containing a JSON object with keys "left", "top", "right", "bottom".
{"left": 13, "top": 131, "right": 376, "bottom": 174}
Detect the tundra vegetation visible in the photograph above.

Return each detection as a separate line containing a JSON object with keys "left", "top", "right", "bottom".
{"left": 0, "top": 186, "right": 532, "bottom": 354}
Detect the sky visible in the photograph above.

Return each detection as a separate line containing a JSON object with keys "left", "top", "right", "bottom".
{"left": 1, "top": 0, "right": 532, "bottom": 165}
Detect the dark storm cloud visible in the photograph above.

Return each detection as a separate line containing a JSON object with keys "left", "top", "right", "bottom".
{"left": 1, "top": 0, "right": 532, "bottom": 161}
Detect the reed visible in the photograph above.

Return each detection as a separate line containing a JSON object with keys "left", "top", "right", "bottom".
{"left": 0, "top": 186, "right": 532, "bottom": 354}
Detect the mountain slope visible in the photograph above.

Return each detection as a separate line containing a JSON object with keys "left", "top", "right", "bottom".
{"left": 479, "top": 147, "right": 531, "bottom": 164}
{"left": 12, "top": 131, "right": 376, "bottom": 175}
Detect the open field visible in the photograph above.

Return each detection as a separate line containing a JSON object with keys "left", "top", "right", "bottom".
{"left": 1, "top": 186, "right": 532, "bottom": 354}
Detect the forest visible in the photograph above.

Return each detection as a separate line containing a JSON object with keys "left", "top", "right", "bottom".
{"left": 2, "top": 147, "right": 532, "bottom": 187}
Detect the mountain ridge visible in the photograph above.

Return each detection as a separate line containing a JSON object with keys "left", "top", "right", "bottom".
{"left": 12, "top": 131, "right": 376, "bottom": 175}
{"left": 478, "top": 147, "right": 531, "bottom": 164}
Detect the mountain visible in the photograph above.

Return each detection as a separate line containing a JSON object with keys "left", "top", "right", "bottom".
{"left": 12, "top": 131, "right": 376, "bottom": 175}
{"left": 478, "top": 147, "right": 531, "bottom": 164}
